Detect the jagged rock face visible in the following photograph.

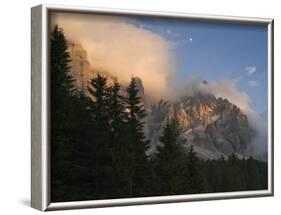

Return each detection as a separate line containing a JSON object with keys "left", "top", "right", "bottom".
{"left": 134, "top": 77, "right": 145, "bottom": 99}
{"left": 146, "top": 93, "right": 255, "bottom": 159}
{"left": 68, "top": 42, "right": 119, "bottom": 93}
{"left": 68, "top": 42, "right": 93, "bottom": 91}
{"left": 133, "top": 77, "right": 152, "bottom": 112}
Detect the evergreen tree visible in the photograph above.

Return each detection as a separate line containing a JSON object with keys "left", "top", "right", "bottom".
{"left": 67, "top": 92, "right": 96, "bottom": 200}
{"left": 107, "top": 79, "right": 131, "bottom": 197}
{"left": 51, "top": 25, "right": 75, "bottom": 129}
{"left": 185, "top": 146, "right": 204, "bottom": 194}
{"left": 223, "top": 153, "right": 245, "bottom": 191}
{"left": 245, "top": 157, "right": 259, "bottom": 190}
{"left": 157, "top": 118, "right": 183, "bottom": 161}
{"left": 87, "top": 74, "right": 113, "bottom": 198}
{"left": 50, "top": 25, "right": 77, "bottom": 201}
{"left": 107, "top": 79, "right": 127, "bottom": 139}
{"left": 153, "top": 118, "right": 187, "bottom": 195}
{"left": 88, "top": 74, "right": 109, "bottom": 128}
{"left": 125, "top": 77, "right": 150, "bottom": 197}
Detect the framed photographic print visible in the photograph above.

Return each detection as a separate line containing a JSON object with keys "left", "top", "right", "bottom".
{"left": 31, "top": 4, "right": 274, "bottom": 211}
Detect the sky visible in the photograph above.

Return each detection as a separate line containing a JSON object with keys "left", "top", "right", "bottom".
{"left": 129, "top": 16, "right": 268, "bottom": 113}
{"left": 51, "top": 12, "right": 268, "bottom": 113}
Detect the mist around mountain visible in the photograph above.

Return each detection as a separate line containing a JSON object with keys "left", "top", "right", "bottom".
{"left": 67, "top": 40, "right": 267, "bottom": 161}
{"left": 50, "top": 26, "right": 268, "bottom": 202}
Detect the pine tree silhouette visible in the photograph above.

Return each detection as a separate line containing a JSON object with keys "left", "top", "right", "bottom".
{"left": 185, "top": 145, "right": 204, "bottom": 193}
{"left": 125, "top": 77, "right": 150, "bottom": 197}
{"left": 153, "top": 118, "right": 187, "bottom": 195}
{"left": 50, "top": 25, "right": 77, "bottom": 201}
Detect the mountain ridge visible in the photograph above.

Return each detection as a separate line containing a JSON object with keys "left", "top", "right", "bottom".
{"left": 68, "top": 42, "right": 264, "bottom": 160}
{"left": 146, "top": 92, "right": 256, "bottom": 160}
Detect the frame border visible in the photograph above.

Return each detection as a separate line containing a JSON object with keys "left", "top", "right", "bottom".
{"left": 31, "top": 4, "right": 274, "bottom": 211}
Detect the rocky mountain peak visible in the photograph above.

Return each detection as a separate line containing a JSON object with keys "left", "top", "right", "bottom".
{"left": 146, "top": 92, "right": 255, "bottom": 160}
{"left": 134, "top": 77, "right": 145, "bottom": 99}
{"left": 68, "top": 42, "right": 93, "bottom": 91}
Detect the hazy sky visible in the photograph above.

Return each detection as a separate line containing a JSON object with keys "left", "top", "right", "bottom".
{"left": 51, "top": 12, "right": 268, "bottom": 113}
{"left": 129, "top": 16, "right": 268, "bottom": 113}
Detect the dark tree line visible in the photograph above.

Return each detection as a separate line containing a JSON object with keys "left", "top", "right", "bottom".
{"left": 50, "top": 25, "right": 268, "bottom": 202}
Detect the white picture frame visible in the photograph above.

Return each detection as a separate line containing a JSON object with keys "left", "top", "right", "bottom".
{"left": 31, "top": 4, "right": 274, "bottom": 211}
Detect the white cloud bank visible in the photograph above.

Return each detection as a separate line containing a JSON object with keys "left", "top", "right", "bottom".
{"left": 50, "top": 12, "right": 262, "bottom": 114}
{"left": 51, "top": 12, "right": 176, "bottom": 102}
{"left": 197, "top": 79, "right": 252, "bottom": 112}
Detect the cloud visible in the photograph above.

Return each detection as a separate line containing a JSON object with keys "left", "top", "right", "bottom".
{"left": 197, "top": 79, "right": 252, "bottom": 111}
{"left": 165, "top": 76, "right": 252, "bottom": 113}
{"left": 248, "top": 80, "right": 260, "bottom": 87}
{"left": 50, "top": 12, "right": 176, "bottom": 102}
{"left": 245, "top": 66, "right": 256, "bottom": 75}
